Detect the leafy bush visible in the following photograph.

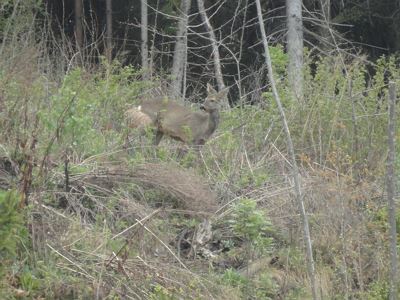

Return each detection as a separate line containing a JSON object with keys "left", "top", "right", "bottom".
{"left": 149, "top": 284, "right": 177, "bottom": 300}
{"left": 361, "top": 280, "right": 389, "bottom": 300}
{"left": 221, "top": 268, "right": 280, "bottom": 299}
{"left": 298, "top": 55, "right": 400, "bottom": 172}
{"left": 221, "top": 268, "right": 249, "bottom": 288}
{"left": 0, "top": 190, "right": 28, "bottom": 282}
{"left": 230, "top": 198, "right": 274, "bottom": 253}
{"left": 371, "top": 207, "right": 400, "bottom": 236}
{"left": 0, "top": 190, "right": 27, "bottom": 264}
{"left": 254, "top": 272, "right": 279, "bottom": 299}
{"left": 38, "top": 64, "right": 146, "bottom": 156}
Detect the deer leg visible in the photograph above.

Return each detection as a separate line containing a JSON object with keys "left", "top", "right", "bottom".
{"left": 124, "top": 129, "right": 137, "bottom": 155}
{"left": 154, "top": 130, "right": 164, "bottom": 145}
{"left": 176, "top": 145, "right": 189, "bottom": 159}
{"left": 191, "top": 141, "right": 205, "bottom": 164}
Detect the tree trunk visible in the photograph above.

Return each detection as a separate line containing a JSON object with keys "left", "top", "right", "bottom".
{"left": 387, "top": 82, "right": 398, "bottom": 300}
{"left": 255, "top": 0, "right": 318, "bottom": 299}
{"left": 74, "top": 0, "right": 83, "bottom": 49}
{"left": 0, "top": 0, "right": 21, "bottom": 57}
{"left": 395, "top": 1, "right": 400, "bottom": 52}
{"left": 286, "top": 0, "right": 303, "bottom": 102}
{"left": 321, "top": 0, "right": 330, "bottom": 23}
{"left": 320, "top": 0, "right": 332, "bottom": 49}
{"left": 171, "top": 0, "right": 191, "bottom": 101}
{"left": 106, "top": 0, "right": 113, "bottom": 63}
{"left": 141, "top": 0, "right": 149, "bottom": 79}
{"left": 197, "top": 0, "right": 227, "bottom": 104}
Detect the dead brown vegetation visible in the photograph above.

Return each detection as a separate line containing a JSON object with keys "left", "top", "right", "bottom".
{"left": 67, "top": 161, "right": 218, "bottom": 216}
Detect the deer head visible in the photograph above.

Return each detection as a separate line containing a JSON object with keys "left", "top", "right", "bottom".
{"left": 126, "top": 84, "right": 228, "bottom": 146}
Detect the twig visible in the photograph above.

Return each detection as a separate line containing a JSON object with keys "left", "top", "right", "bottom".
{"left": 111, "top": 208, "right": 161, "bottom": 241}
{"left": 48, "top": 243, "right": 94, "bottom": 280}
{"left": 104, "top": 209, "right": 161, "bottom": 266}
{"left": 138, "top": 219, "right": 189, "bottom": 271}
{"left": 38, "top": 86, "right": 83, "bottom": 177}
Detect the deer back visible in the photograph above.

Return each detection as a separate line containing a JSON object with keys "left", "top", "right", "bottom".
{"left": 125, "top": 97, "right": 182, "bottom": 129}
{"left": 157, "top": 108, "right": 212, "bottom": 144}
{"left": 125, "top": 84, "right": 228, "bottom": 145}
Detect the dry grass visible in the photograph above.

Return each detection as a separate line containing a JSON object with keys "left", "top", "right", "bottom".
{"left": 131, "top": 162, "right": 218, "bottom": 214}
{"left": 28, "top": 204, "right": 233, "bottom": 299}
{"left": 20, "top": 156, "right": 232, "bottom": 299}
{"left": 73, "top": 161, "right": 219, "bottom": 216}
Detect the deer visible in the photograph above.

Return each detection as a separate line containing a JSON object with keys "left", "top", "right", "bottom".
{"left": 125, "top": 84, "right": 228, "bottom": 148}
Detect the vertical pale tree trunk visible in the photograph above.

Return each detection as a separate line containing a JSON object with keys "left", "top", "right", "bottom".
{"left": 387, "top": 82, "right": 398, "bottom": 300}
{"left": 286, "top": 0, "right": 303, "bottom": 102}
{"left": 105, "top": 0, "right": 113, "bottom": 63}
{"left": 197, "top": 0, "right": 226, "bottom": 95}
{"left": 321, "top": 0, "right": 330, "bottom": 22}
{"left": 149, "top": 0, "right": 160, "bottom": 80}
{"left": 0, "top": 0, "right": 20, "bottom": 56}
{"left": 74, "top": 0, "right": 83, "bottom": 49}
{"left": 141, "top": 0, "right": 149, "bottom": 79}
{"left": 320, "top": 0, "right": 332, "bottom": 48}
{"left": 237, "top": 0, "right": 249, "bottom": 105}
{"left": 171, "top": 0, "right": 191, "bottom": 101}
{"left": 255, "top": 0, "right": 318, "bottom": 299}
{"left": 395, "top": 1, "right": 400, "bottom": 51}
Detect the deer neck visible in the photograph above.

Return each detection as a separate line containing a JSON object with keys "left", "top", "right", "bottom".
{"left": 205, "top": 110, "right": 220, "bottom": 137}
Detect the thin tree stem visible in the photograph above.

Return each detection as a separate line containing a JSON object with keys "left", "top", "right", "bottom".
{"left": 254, "top": 0, "right": 318, "bottom": 299}
{"left": 387, "top": 81, "right": 398, "bottom": 300}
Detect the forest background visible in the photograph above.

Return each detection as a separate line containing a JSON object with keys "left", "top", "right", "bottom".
{"left": 1, "top": 0, "right": 400, "bottom": 299}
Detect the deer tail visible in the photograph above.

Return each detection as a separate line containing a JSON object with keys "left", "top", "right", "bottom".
{"left": 125, "top": 106, "right": 153, "bottom": 128}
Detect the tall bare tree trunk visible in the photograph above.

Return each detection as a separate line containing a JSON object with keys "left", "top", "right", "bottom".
{"left": 286, "top": 0, "right": 303, "bottom": 102}
{"left": 0, "top": 0, "right": 20, "bottom": 57}
{"left": 141, "top": 0, "right": 149, "bottom": 79}
{"left": 387, "top": 82, "right": 398, "bottom": 300}
{"left": 171, "top": 0, "right": 191, "bottom": 101}
{"left": 105, "top": 0, "right": 112, "bottom": 63}
{"left": 321, "top": 0, "right": 331, "bottom": 30}
{"left": 321, "top": 0, "right": 330, "bottom": 21}
{"left": 149, "top": 0, "right": 160, "bottom": 80}
{"left": 255, "top": 0, "right": 318, "bottom": 299}
{"left": 395, "top": 1, "right": 400, "bottom": 51}
{"left": 197, "top": 0, "right": 227, "bottom": 103}
{"left": 74, "top": 0, "right": 83, "bottom": 49}
{"left": 320, "top": 0, "right": 332, "bottom": 49}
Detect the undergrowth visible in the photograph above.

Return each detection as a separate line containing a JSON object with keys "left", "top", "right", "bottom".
{"left": 0, "top": 2, "right": 400, "bottom": 299}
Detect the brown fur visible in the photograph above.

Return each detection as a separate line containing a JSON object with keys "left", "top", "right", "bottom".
{"left": 125, "top": 107, "right": 153, "bottom": 129}
{"left": 125, "top": 84, "right": 228, "bottom": 146}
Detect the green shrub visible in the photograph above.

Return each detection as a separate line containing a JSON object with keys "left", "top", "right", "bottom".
{"left": 362, "top": 280, "right": 389, "bottom": 300}
{"left": 0, "top": 190, "right": 29, "bottom": 298}
{"left": 39, "top": 64, "right": 146, "bottom": 156}
{"left": 149, "top": 284, "right": 176, "bottom": 300}
{"left": 230, "top": 198, "right": 274, "bottom": 253}
{"left": 221, "top": 268, "right": 248, "bottom": 288}
{"left": 370, "top": 207, "right": 400, "bottom": 238}
{"left": 254, "top": 272, "right": 279, "bottom": 299}
{"left": 0, "top": 190, "right": 28, "bottom": 272}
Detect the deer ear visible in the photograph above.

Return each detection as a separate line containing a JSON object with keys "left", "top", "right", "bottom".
{"left": 207, "top": 83, "right": 216, "bottom": 94}
{"left": 218, "top": 87, "right": 229, "bottom": 101}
